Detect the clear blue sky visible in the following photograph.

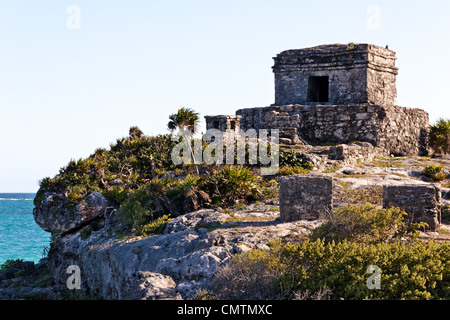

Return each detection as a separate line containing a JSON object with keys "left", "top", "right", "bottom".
{"left": 0, "top": 0, "right": 449, "bottom": 192}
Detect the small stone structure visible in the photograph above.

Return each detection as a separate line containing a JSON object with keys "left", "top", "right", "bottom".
{"left": 272, "top": 44, "right": 398, "bottom": 106}
{"left": 279, "top": 174, "right": 333, "bottom": 221}
{"left": 383, "top": 184, "right": 441, "bottom": 231}
{"left": 204, "top": 115, "right": 242, "bottom": 133}
{"left": 205, "top": 43, "right": 430, "bottom": 156}
{"left": 328, "top": 142, "right": 387, "bottom": 165}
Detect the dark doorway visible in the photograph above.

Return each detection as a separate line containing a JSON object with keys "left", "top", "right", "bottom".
{"left": 307, "top": 76, "right": 329, "bottom": 102}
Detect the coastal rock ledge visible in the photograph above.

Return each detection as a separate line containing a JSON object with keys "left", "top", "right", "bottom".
{"left": 33, "top": 191, "right": 108, "bottom": 235}
{"left": 31, "top": 198, "right": 320, "bottom": 300}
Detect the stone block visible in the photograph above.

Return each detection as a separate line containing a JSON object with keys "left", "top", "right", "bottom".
{"left": 279, "top": 174, "right": 333, "bottom": 222}
{"left": 383, "top": 184, "right": 441, "bottom": 231}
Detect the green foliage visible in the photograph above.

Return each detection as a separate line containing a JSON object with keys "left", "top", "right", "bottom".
{"left": 116, "top": 187, "right": 159, "bottom": 235}
{"left": 335, "top": 184, "right": 383, "bottom": 206}
{"left": 279, "top": 150, "right": 314, "bottom": 170}
{"left": 31, "top": 270, "right": 53, "bottom": 288}
{"left": 136, "top": 214, "right": 171, "bottom": 236}
{"left": 422, "top": 164, "right": 446, "bottom": 181}
{"left": 310, "top": 204, "right": 406, "bottom": 244}
{"left": 429, "top": 118, "right": 450, "bottom": 154}
{"left": 276, "top": 166, "right": 310, "bottom": 176}
{"left": 1, "top": 259, "right": 23, "bottom": 270}
{"left": 214, "top": 240, "right": 450, "bottom": 300}
{"left": 167, "top": 107, "right": 200, "bottom": 134}
{"left": 129, "top": 126, "right": 143, "bottom": 140}
{"left": 198, "top": 166, "right": 264, "bottom": 206}
{"left": 34, "top": 129, "right": 177, "bottom": 207}
{"left": 80, "top": 227, "right": 92, "bottom": 240}
{"left": 102, "top": 186, "right": 128, "bottom": 205}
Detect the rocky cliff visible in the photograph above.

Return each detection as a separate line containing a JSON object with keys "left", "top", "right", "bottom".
{"left": 2, "top": 144, "right": 449, "bottom": 300}
{"left": 33, "top": 195, "right": 321, "bottom": 299}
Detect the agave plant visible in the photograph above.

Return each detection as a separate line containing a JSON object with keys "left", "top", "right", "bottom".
{"left": 167, "top": 107, "right": 201, "bottom": 174}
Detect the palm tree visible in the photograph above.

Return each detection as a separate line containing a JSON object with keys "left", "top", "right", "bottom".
{"left": 168, "top": 107, "right": 200, "bottom": 174}
{"left": 429, "top": 118, "right": 450, "bottom": 154}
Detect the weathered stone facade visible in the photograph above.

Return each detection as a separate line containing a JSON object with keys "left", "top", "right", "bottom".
{"left": 236, "top": 104, "right": 429, "bottom": 156}
{"left": 328, "top": 142, "right": 387, "bottom": 165}
{"left": 279, "top": 174, "right": 333, "bottom": 222}
{"left": 204, "top": 115, "right": 242, "bottom": 133}
{"left": 273, "top": 44, "right": 398, "bottom": 106}
{"left": 204, "top": 43, "right": 430, "bottom": 156}
{"left": 383, "top": 184, "right": 441, "bottom": 231}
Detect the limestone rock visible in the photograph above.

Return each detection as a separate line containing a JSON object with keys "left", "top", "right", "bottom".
{"left": 33, "top": 191, "right": 108, "bottom": 235}
{"left": 43, "top": 199, "right": 322, "bottom": 300}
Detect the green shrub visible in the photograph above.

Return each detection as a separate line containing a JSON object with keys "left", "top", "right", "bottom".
{"left": 198, "top": 166, "right": 263, "bottom": 206}
{"left": 211, "top": 240, "right": 450, "bottom": 300}
{"left": 1, "top": 259, "right": 23, "bottom": 270}
{"left": 279, "top": 150, "right": 313, "bottom": 170}
{"left": 310, "top": 204, "right": 428, "bottom": 244}
{"left": 276, "top": 166, "right": 310, "bottom": 176}
{"left": 102, "top": 186, "right": 128, "bottom": 205}
{"left": 422, "top": 164, "right": 446, "bottom": 181}
{"left": 310, "top": 204, "right": 406, "bottom": 245}
{"left": 136, "top": 214, "right": 171, "bottom": 236}
{"left": 429, "top": 118, "right": 450, "bottom": 154}
{"left": 31, "top": 271, "right": 53, "bottom": 288}
{"left": 116, "top": 187, "right": 161, "bottom": 235}
{"left": 34, "top": 130, "right": 178, "bottom": 208}
{"left": 80, "top": 227, "right": 92, "bottom": 240}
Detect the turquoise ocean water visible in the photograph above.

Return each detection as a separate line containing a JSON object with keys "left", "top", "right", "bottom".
{"left": 0, "top": 193, "right": 50, "bottom": 265}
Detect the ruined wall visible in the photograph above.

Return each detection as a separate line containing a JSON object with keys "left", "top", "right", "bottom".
{"left": 236, "top": 104, "right": 429, "bottom": 156}
{"left": 383, "top": 184, "right": 441, "bottom": 231}
{"left": 204, "top": 115, "right": 242, "bottom": 132}
{"left": 328, "top": 142, "right": 387, "bottom": 165}
{"left": 279, "top": 174, "right": 333, "bottom": 221}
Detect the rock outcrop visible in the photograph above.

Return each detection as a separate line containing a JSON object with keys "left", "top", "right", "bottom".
{"left": 41, "top": 200, "right": 320, "bottom": 300}
{"left": 33, "top": 191, "right": 109, "bottom": 235}
{"left": 25, "top": 151, "right": 450, "bottom": 300}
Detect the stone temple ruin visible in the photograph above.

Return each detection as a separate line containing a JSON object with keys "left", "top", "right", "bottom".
{"left": 205, "top": 43, "right": 429, "bottom": 156}
{"left": 205, "top": 43, "right": 441, "bottom": 231}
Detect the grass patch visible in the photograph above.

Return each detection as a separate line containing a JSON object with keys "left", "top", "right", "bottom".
{"left": 322, "top": 165, "right": 342, "bottom": 173}
{"left": 334, "top": 185, "right": 383, "bottom": 206}
{"left": 371, "top": 160, "right": 405, "bottom": 168}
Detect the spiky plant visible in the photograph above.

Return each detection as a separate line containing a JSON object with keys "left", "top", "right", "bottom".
{"left": 429, "top": 118, "right": 450, "bottom": 154}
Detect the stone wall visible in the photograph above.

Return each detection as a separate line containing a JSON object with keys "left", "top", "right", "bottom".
{"left": 204, "top": 115, "right": 242, "bottom": 133}
{"left": 272, "top": 44, "right": 398, "bottom": 106}
{"left": 383, "top": 184, "right": 441, "bottom": 231}
{"left": 279, "top": 174, "right": 333, "bottom": 222}
{"left": 278, "top": 175, "right": 442, "bottom": 231}
{"left": 328, "top": 142, "right": 387, "bottom": 165}
{"left": 236, "top": 104, "right": 429, "bottom": 156}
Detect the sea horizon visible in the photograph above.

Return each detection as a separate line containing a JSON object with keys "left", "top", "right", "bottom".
{"left": 0, "top": 192, "right": 50, "bottom": 265}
